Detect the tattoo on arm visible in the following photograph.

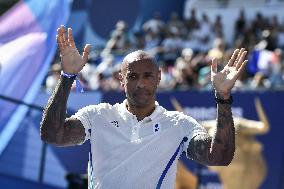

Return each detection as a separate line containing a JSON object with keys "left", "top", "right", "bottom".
{"left": 40, "top": 76, "right": 85, "bottom": 146}
{"left": 61, "top": 117, "right": 86, "bottom": 146}
{"left": 187, "top": 103, "right": 235, "bottom": 166}
{"left": 187, "top": 134, "right": 212, "bottom": 165}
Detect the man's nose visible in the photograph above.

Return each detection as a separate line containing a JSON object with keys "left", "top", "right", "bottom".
{"left": 137, "top": 78, "right": 146, "bottom": 88}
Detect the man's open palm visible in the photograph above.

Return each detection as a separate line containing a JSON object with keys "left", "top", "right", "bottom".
{"left": 57, "top": 25, "right": 91, "bottom": 74}
{"left": 211, "top": 48, "right": 248, "bottom": 98}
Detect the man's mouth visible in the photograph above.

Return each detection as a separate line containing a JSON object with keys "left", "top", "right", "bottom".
{"left": 134, "top": 91, "right": 151, "bottom": 97}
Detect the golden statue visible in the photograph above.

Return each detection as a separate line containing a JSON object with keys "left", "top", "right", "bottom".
{"left": 175, "top": 161, "right": 198, "bottom": 189}
{"left": 172, "top": 97, "right": 269, "bottom": 189}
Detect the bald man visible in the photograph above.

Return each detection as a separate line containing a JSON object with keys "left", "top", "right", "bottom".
{"left": 40, "top": 25, "right": 248, "bottom": 189}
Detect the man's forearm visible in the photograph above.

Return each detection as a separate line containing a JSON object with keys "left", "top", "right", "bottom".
{"left": 210, "top": 102, "right": 235, "bottom": 165}
{"left": 40, "top": 76, "right": 74, "bottom": 143}
{"left": 188, "top": 103, "right": 235, "bottom": 166}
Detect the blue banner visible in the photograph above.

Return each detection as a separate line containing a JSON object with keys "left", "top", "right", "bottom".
{"left": 0, "top": 0, "right": 70, "bottom": 155}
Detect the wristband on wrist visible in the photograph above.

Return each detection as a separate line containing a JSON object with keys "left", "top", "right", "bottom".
{"left": 61, "top": 71, "right": 77, "bottom": 79}
{"left": 60, "top": 71, "right": 84, "bottom": 93}
{"left": 215, "top": 95, "right": 233, "bottom": 104}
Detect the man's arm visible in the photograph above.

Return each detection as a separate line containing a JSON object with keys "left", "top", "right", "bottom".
{"left": 40, "top": 76, "right": 85, "bottom": 146}
{"left": 187, "top": 102, "right": 234, "bottom": 166}
{"left": 187, "top": 48, "right": 247, "bottom": 166}
{"left": 40, "top": 25, "right": 91, "bottom": 146}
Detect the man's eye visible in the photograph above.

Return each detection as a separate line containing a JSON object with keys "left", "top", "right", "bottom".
{"left": 127, "top": 75, "right": 136, "bottom": 79}
{"left": 145, "top": 74, "right": 154, "bottom": 78}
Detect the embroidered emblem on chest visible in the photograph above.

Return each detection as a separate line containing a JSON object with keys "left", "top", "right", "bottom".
{"left": 110, "top": 121, "right": 119, "bottom": 127}
{"left": 153, "top": 123, "right": 161, "bottom": 134}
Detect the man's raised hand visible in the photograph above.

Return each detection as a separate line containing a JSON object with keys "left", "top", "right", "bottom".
{"left": 211, "top": 48, "right": 248, "bottom": 99}
{"left": 56, "top": 25, "right": 91, "bottom": 74}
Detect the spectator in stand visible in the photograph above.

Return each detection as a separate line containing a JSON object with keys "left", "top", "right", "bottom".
{"left": 248, "top": 33, "right": 274, "bottom": 89}
{"left": 167, "top": 12, "right": 186, "bottom": 38}
{"left": 94, "top": 72, "right": 109, "bottom": 91}
{"left": 198, "top": 62, "right": 212, "bottom": 90}
{"left": 131, "top": 31, "right": 145, "bottom": 50}
{"left": 243, "top": 28, "right": 258, "bottom": 51}
{"left": 184, "top": 8, "right": 199, "bottom": 32}
{"left": 277, "top": 25, "right": 284, "bottom": 50}
{"left": 80, "top": 63, "right": 102, "bottom": 91}
{"left": 270, "top": 15, "right": 280, "bottom": 31}
{"left": 212, "top": 15, "right": 224, "bottom": 39}
{"left": 251, "top": 12, "right": 269, "bottom": 40}
{"left": 174, "top": 48, "right": 198, "bottom": 89}
{"left": 105, "top": 64, "right": 123, "bottom": 91}
{"left": 143, "top": 12, "right": 165, "bottom": 38}
{"left": 46, "top": 63, "right": 61, "bottom": 93}
{"left": 102, "top": 20, "right": 131, "bottom": 56}
{"left": 267, "top": 15, "right": 279, "bottom": 50}
{"left": 194, "top": 13, "right": 212, "bottom": 52}
{"left": 208, "top": 38, "right": 226, "bottom": 67}
{"left": 158, "top": 62, "right": 176, "bottom": 90}
{"left": 234, "top": 9, "right": 247, "bottom": 40}
{"left": 262, "top": 29, "right": 277, "bottom": 51}
{"left": 161, "top": 30, "right": 183, "bottom": 66}
{"left": 96, "top": 55, "right": 115, "bottom": 78}
{"left": 144, "top": 30, "right": 163, "bottom": 60}
{"left": 269, "top": 48, "right": 284, "bottom": 88}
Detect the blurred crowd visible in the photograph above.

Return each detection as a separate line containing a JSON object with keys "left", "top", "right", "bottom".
{"left": 45, "top": 9, "right": 284, "bottom": 93}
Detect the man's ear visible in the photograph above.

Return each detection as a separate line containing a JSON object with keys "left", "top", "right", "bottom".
{"left": 158, "top": 69, "right": 161, "bottom": 85}
{"left": 119, "top": 72, "right": 125, "bottom": 87}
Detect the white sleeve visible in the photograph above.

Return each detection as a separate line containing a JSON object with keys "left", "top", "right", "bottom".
{"left": 179, "top": 114, "right": 208, "bottom": 152}
{"left": 70, "top": 105, "right": 96, "bottom": 145}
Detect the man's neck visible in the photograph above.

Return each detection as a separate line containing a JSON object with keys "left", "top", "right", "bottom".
{"left": 126, "top": 101, "right": 156, "bottom": 121}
